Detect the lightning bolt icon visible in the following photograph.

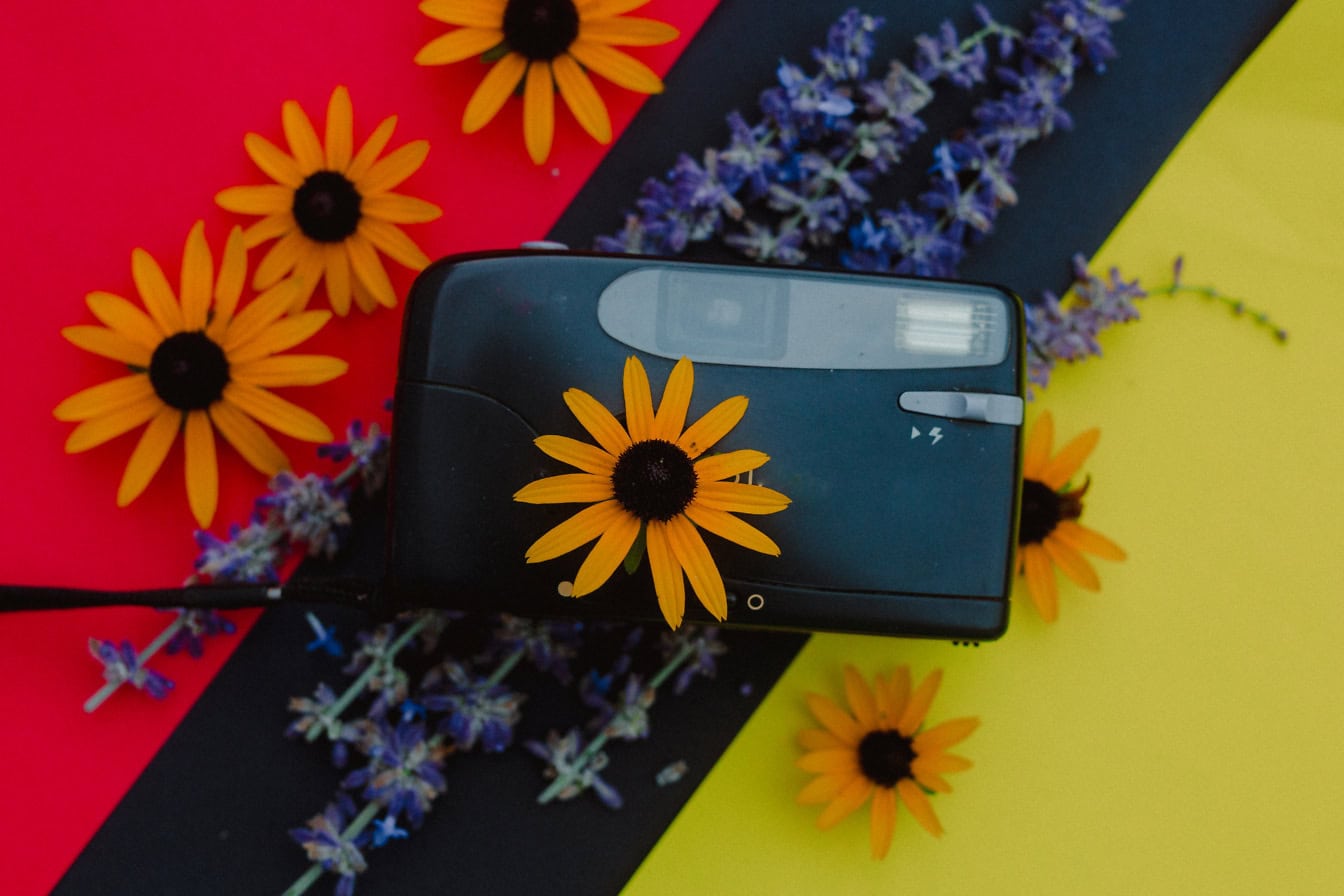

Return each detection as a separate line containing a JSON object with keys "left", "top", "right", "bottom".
{"left": 929, "top": 426, "right": 943, "bottom": 445}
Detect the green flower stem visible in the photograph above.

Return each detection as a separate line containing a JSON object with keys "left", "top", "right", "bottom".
{"left": 83, "top": 614, "right": 188, "bottom": 713}
{"left": 485, "top": 646, "right": 526, "bottom": 688}
{"left": 282, "top": 800, "right": 383, "bottom": 896}
{"left": 537, "top": 637, "right": 699, "bottom": 805}
{"left": 1148, "top": 278, "right": 1288, "bottom": 342}
{"left": 305, "top": 614, "right": 432, "bottom": 744}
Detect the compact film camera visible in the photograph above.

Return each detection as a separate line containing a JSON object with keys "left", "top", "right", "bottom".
{"left": 385, "top": 250, "right": 1025, "bottom": 640}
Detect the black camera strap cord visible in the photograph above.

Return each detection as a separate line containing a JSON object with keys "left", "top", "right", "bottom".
{"left": 0, "top": 578, "right": 378, "bottom": 613}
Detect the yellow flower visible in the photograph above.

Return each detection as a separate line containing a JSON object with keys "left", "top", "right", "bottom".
{"left": 216, "top": 85, "right": 442, "bottom": 316}
{"left": 415, "top": 0, "right": 679, "bottom": 164}
{"left": 514, "top": 356, "right": 790, "bottom": 629}
{"left": 53, "top": 221, "right": 347, "bottom": 526}
{"left": 1017, "top": 409, "right": 1126, "bottom": 621}
{"left": 797, "top": 666, "right": 977, "bottom": 860}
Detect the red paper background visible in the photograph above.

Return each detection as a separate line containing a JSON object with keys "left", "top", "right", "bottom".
{"left": 0, "top": 2, "right": 715, "bottom": 892}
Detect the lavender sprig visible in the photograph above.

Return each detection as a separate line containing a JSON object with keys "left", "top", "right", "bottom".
{"left": 84, "top": 631, "right": 179, "bottom": 711}
{"left": 533, "top": 630, "right": 711, "bottom": 806}
{"left": 82, "top": 411, "right": 391, "bottom": 713}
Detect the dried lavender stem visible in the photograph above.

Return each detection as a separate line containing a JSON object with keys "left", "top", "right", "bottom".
{"left": 305, "top": 615, "right": 432, "bottom": 743}
{"left": 537, "top": 638, "right": 698, "bottom": 805}
{"left": 282, "top": 800, "right": 382, "bottom": 896}
{"left": 83, "top": 614, "right": 187, "bottom": 713}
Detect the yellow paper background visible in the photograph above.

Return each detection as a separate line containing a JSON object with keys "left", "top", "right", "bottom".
{"left": 623, "top": 1, "right": 1344, "bottom": 892}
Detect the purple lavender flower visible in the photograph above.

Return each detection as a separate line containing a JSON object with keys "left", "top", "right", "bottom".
{"left": 192, "top": 517, "right": 279, "bottom": 583}
{"left": 370, "top": 814, "right": 409, "bottom": 848}
{"left": 586, "top": 675, "right": 654, "bottom": 742}
{"left": 88, "top": 638, "right": 173, "bottom": 699}
{"left": 526, "top": 729, "right": 623, "bottom": 809}
{"left": 718, "top": 111, "right": 785, "bottom": 200}
{"left": 287, "top": 682, "right": 361, "bottom": 767}
{"left": 290, "top": 795, "right": 369, "bottom": 896}
{"left": 914, "top": 19, "right": 990, "bottom": 88}
{"left": 342, "top": 719, "right": 449, "bottom": 828}
{"left": 1024, "top": 253, "right": 1147, "bottom": 392}
{"left": 421, "top": 660, "right": 524, "bottom": 752}
{"left": 255, "top": 472, "right": 351, "bottom": 560}
{"left": 812, "top": 9, "right": 884, "bottom": 81}
{"left": 305, "top": 613, "right": 344, "bottom": 658}
{"left": 861, "top": 61, "right": 933, "bottom": 145}
{"left": 662, "top": 627, "right": 728, "bottom": 695}
{"left": 486, "top": 615, "right": 581, "bottom": 684}
{"left": 163, "top": 608, "right": 236, "bottom": 658}
{"left": 342, "top": 625, "right": 409, "bottom": 717}
{"left": 319, "top": 420, "right": 390, "bottom": 497}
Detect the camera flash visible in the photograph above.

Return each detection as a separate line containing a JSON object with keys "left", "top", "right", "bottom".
{"left": 894, "top": 296, "right": 988, "bottom": 357}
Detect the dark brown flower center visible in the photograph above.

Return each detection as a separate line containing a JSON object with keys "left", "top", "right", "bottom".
{"left": 503, "top": 0, "right": 580, "bottom": 60}
{"left": 857, "top": 729, "right": 915, "bottom": 788}
{"left": 611, "top": 439, "right": 698, "bottom": 522}
{"left": 148, "top": 331, "right": 230, "bottom": 410}
{"left": 293, "top": 170, "right": 363, "bottom": 242}
{"left": 1018, "top": 477, "right": 1088, "bottom": 545}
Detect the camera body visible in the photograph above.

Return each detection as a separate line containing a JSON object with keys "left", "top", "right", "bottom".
{"left": 385, "top": 250, "right": 1024, "bottom": 640}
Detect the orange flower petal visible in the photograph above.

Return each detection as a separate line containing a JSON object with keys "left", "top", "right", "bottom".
{"left": 693, "top": 480, "right": 790, "bottom": 514}
{"left": 682, "top": 502, "right": 780, "bottom": 556}
{"left": 116, "top": 406, "right": 180, "bottom": 507}
{"left": 646, "top": 521, "right": 686, "bottom": 629}
{"left": 524, "top": 499, "right": 624, "bottom": 564}
{"left": 869, "top": 786, "right": 897, "bottom": 859}
{"left": 816, "top": 775, "right": 873, "bottom": 830}
{"left": 664, "top": 514, "right": 727, "bottom": 620}
{"left": 693, "top": 449, "right": 770, "bottom": 483}
{"left": 912, "top": 716, "right": 979, "bottom": 753}
{"left": 1053, "top": 519, "right": 1126, "bottom": 561}
{"left": 514, "top": 473, "right": 615, "bottom": 504}
{"left": 1021, "top": 542, "right": 1058, "bottom": 621}
{"left": 534, "top": 434, "right": 617, "bottom": 475}
{"left": 796, "top": 772, "right": 853, "bottom": 806}
{"left": 1041, "top": 427, "right": 1100, "bottom": 490}
{"left": 652, "top": 356, "right": 693, "bottom": 441}
{"left": 522, "top": 60, "right": 555, "bottom": 164}
{"left": 1022, "top": 409, "right": 1053, "bottom": 479}
{"left": 552, "top": 53, "right": 612, "bottom": 144}
{"left": 571, "top": 511, "right": 640, "bottom": 596}
{"left": 843, "top": 666, "right": 879, "bottom": 731}
{"left": 1043, "top": 535, "right": 1101, "bottom": 591}
{"left": 896, "top": 668, "right": 942, "bottom": 736}
{"left": 805, "top": 692, "right": 864, "bottom": 746}
{"left": 677, "top": 395, "right": 746, "bottom": 458}
{"left": 897, "top": 778, "right": 943, "bottom": 837}
{"left": 622, "top": 356, "right": 655, "bottom": 442}
{"left": 563, "top": 388, "right": 632, "bottom": 457}
{"left": 184, "top": 409, "right": 218, "bottom": 527}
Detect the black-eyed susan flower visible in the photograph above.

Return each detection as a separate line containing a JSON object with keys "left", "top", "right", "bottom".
{"left": 415, "top": 0, "right": 679, "bottom": 164}
{"left": 797, "top": 666, "right": 977, "bottom": 859}
{"left": 216, "top": 86, "right": 442, "bottom": 316}
{"left": 53, "top": 222, "right": 346, "bottom": 527}
{"left": 514, "top": 356, "right": 789, "bottom": 629}
{"left": 1017, "top": 409, "right": 1126, "bottom": 621}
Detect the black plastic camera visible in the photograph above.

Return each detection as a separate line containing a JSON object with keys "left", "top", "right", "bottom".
{"left": 385, "top": 250, "right": 1024, "bottom": 640}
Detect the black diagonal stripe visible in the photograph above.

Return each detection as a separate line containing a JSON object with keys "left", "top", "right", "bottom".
{"left": 57, "top": 2, "right": 1293, "bottom": 894}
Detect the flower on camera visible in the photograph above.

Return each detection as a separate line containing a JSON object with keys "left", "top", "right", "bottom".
{"left": 1017, "top": 410, "right": 1126, "bottom": 621}
{"left": 514, "top": 356, "right": 790, "bottom": 629}
{"left": 415, "top": 0, "right": 679, "bottom": 164}
{"left": 797, "top": 665, "right": 976, "bottom": 859}
{"left": 216, "top": 85, "right": 441, "bottom": 315}
{"left": 53, "top": 222, "right": 346, "bottom": 526}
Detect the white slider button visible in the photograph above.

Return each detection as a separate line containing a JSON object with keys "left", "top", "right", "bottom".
{"left": 898, "top": 391, "right": 1023, "bottom": 425}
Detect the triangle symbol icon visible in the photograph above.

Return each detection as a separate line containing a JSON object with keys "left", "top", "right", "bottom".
{"left": 911, "top": 426, "right": 921, "bottom": 439}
